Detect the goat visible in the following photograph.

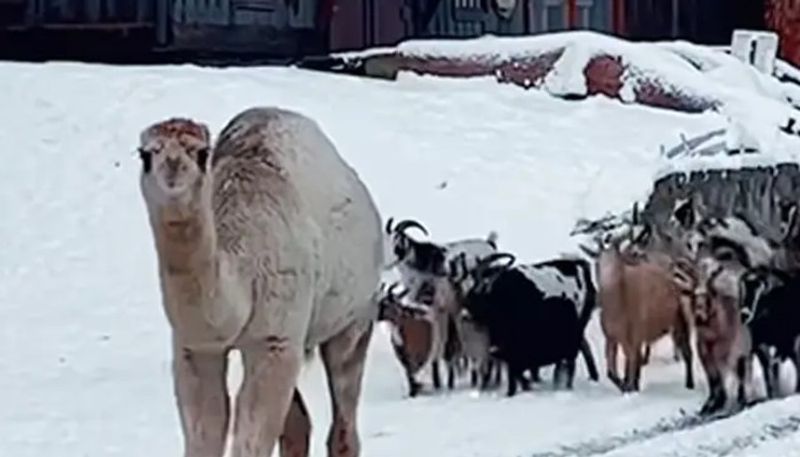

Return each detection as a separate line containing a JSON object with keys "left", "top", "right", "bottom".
{"left": 593, "top": 229, "right": 695, "bottom": 394}
{"left": 674, "top": 256, "right": 754, "bottom": 416}
{"left": 457, "top": 308, "right": 504, "bottom": 390}
{"left": 739, "top": 266, "right": 800, "bottom": 398}
{"left": 461, "top": 252, "right": 600, "bottom": 397}
{"left": 384, "top": 217, "right": 498, "bottom": 304}
{"left": 452, "top": 252, "right": 601, "bottom": 385}
{"left": 384, "top": 218, "right": 500, "bottom": 391}
{"left": 377, "top": 283, "right": 436, "bottom": 398}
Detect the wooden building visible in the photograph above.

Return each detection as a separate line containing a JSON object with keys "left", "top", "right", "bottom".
{"left": 0, "top": 0, "right": 793, "bottom": 65}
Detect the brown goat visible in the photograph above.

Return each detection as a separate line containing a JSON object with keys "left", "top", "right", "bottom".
{"left": 378, "top": 283, "right": 436, "bottom": 397}
{"left": 595, "top": 236, "right": 695, "bottom": 393}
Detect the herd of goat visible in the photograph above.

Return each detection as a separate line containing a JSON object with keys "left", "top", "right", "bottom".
{"left": 377, "top": 196, "right": 800, "bottom": 417}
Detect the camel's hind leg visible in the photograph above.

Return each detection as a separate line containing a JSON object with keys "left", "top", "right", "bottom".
{"left": 279, "top": 388, "right": 312, "bottom": 457}
{"left": 231, "top": 337, "right": 303, "bottom": 457}
{"left": 172, "top": 346, "right": 230, "bottom": 457}
{"left": 320, "top": 318, "right": 374, "bottom": 457}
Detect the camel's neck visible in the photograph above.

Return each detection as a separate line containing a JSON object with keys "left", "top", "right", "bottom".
{"left": 151, "top": 197, "right": 217, "bottom": 281}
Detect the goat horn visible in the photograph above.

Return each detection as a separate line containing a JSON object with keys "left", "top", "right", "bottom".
{"left": 448, "top": 252, "right": 468, "bottom": 282}
{"left": 387, "top": 282, "right": 400, "bottom": 298}
{"left": 474, "top": 252, "right": 516, "bottom": 278}
{"left": 578, "top": 244, "right": 599, "bottom": 258}
{"left": 385, "top": 217, "right": 395, "bottom": 234}
{"left": 394, "top": 219, "right": 429, "bottom": 236}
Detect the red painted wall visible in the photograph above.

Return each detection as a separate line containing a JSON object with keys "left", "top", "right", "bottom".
{"left": 766, "top": 0, "right": 800, "bottom": 67}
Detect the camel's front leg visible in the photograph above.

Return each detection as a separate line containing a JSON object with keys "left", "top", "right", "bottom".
{"left": 320, "top": 319, "right": 374, "bottom": 457}
{"left": 279, "top": 388, "right": 312, "bottom": 457}
{"left": 231, "top": 337, "right": 303, "bottom": 457}
{"left": 173, "top": 345, "right": 230, "bottom": 457}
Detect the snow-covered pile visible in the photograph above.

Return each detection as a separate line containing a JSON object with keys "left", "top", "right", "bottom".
{"left": 399, "top": 31, "right": 797, "bottom": 112}
{"left": 325, "top": 31, "right": 800, "bottom": 122}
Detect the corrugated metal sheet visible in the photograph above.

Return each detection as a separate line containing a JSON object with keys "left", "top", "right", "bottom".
{"left": 423, "top": 0, "right": 526, "bottom": 38}
{"left": 32, "top": 0, "right": 155, "bottom": 24}
{"left": 529, "top": 0, "right": 611, "bottom": 33}
{"left": 172, "top": 0, "right": 314, "bottom": 27}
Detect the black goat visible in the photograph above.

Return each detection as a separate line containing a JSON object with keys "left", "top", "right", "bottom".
{"left": 740, "top": 266, "right": 800, "bottom": 398}
{"left": 462, "top": 252, "right": 600, "bottom": 396}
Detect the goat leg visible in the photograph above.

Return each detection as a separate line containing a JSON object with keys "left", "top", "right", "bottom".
{"left": 620, "top": 341, "right": 640, "bottom": 392}
{"left": 772, "top": 358, "right": 782, "bottom": 396}
{"left": 672, "top": 331, "right": 683, "bottom": 362}
{"left": 565, "top": 358, "right": 577, "bottom": 390}
{"left": 519, "top": 368, "right": 532, "bottom": 392}
{"left": 754, "top": 345, "right": 775, "bottom": 398}
{"left": 552, "top": 362, "right": 563, "bottom": 389}
{"left": 506, "top": 363, "right": 522, "bottom": 397}
{"left": 431, "top": 360, "right": 441, "bottom": 390}
{"left": 642, "top": 344, "right": 651, "bottom": 366}
{"left": 605, "top": 338, "right": 625, "bottom": 392}
{"left": 735, "top": 355, "right": 752, "bottom": 409}
{"left": 579, "top": 336, "right": 600, "bottom": 382}
{"left": 529, "top": 367, "right": 542, "bottom": 383}
{"left": 794, "top": 337, "right": 800, "bottom": 394}
{"left": 698, "top": 341, "right": 725, "bottom": 416}
{"left": 494, "top": 359, "right": 503, "bottom": 387}
{"left": 700, "top": 374, "right": 726, "bottom": 416}
{"left": 406, "top": 369, "right": 421, "bottom": 398}
{"left": 674, "top": 314, "right": 695, "bottom": 390}
{"left": 447, "top": 362, "right": 455, "bottom": 390}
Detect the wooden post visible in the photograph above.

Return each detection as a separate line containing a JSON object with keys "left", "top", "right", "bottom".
{"left": 567, "top": 0, "right": 577, "bottom": 28}
{"left": 612, "top": 0, "right": 625, "bottom": 35}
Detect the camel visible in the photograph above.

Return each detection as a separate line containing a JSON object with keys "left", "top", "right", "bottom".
{"left": 137, "top": 107, "right": 384, "bottom": 457}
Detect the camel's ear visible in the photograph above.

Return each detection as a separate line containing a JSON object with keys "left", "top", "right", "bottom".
{"left": 199, "top": 123, "right": 211, "bottom": 144}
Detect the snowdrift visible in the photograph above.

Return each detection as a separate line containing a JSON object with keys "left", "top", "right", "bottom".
{"left": 309, "top": 30, "right": 800, "bottom": 117}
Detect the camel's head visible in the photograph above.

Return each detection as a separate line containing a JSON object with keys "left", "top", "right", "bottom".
{"left": 138, "top": 117, "right": 211, "bottom": 202}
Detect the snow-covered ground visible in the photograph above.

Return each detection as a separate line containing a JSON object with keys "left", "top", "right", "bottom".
{"left": 2, "top": 54, "right": 800, "bottom": 457}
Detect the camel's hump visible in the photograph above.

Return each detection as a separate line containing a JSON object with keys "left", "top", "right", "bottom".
{"left": 211, "top": 107, "right": 315, "bottom": 167}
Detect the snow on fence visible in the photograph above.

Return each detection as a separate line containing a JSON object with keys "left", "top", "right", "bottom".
{"left": 573, "top": 119, "right": 800, "bottom": 252}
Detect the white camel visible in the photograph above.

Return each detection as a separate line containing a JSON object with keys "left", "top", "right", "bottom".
{"left": 138, "top": 107, "right": 384, "bottom": 457}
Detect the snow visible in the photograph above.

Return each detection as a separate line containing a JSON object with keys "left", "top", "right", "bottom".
{"left": 2, "top": 51, "right": 800, "bottom": 457}
{"left": 398, "top": 32, "right": 800, "bottom": 176}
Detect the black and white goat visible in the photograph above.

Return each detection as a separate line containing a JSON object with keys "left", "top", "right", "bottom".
{"left": 384, "top": 217, "right": 498, "bottom": 303}
{"left": 456, "top": 252, "right": 600, "bottom": 396}
{"left": 739, "top": 266, "right": 800, "bottom": 399}
{"left": 383, "top": 217, "right": 500, "bottom": 390}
